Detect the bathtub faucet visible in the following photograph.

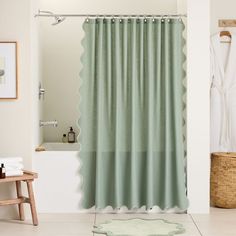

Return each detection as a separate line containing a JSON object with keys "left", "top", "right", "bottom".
{"left": 39, "top": 120, "right": 58, "bottom": 128}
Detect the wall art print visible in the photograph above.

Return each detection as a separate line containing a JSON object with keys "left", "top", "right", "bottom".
{"left": 0, "top": 42, "right": 18, "bottom": 99}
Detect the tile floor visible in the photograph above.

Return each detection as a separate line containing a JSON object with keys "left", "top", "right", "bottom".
{"left": 0, "top": 208, "right": 236, "bottom": 236}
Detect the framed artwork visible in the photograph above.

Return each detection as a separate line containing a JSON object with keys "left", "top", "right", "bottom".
{"left": 0, "top": 42, "right": 18, "bottom": 100}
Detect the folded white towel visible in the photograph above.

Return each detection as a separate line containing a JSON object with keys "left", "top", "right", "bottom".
{"left": 0, "top": 157, "right": 23, "bottom": 164}
{"left": 5, "top": 170, "right": 23, "bottom": 177}
{"left": 5, "top": 164, "right": 24, "bottom": 171}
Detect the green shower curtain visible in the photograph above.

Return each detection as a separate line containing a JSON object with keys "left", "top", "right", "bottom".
{"left": 79, "top": 18, "right": 188, "bottom": 210}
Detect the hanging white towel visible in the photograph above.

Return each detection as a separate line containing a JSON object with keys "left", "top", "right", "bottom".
{"left": 211, "top": 32, "right": 236, "bottom": 152}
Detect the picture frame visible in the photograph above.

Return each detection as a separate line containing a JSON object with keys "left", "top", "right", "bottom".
{"left": 0, "top": 42, "right": 18, "bottom": 100}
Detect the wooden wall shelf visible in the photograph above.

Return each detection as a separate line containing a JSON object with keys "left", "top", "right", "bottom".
{"left": 219, "top": 19, "right": 236, "bottom": 27}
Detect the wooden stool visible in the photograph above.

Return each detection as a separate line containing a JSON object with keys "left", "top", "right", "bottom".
{"left": 0, "top": 170, "right": 38, "bottom": 226}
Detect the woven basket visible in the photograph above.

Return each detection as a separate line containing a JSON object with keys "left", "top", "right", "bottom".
{"left": 211, "top": 152, "right": 236, "bottom": 208}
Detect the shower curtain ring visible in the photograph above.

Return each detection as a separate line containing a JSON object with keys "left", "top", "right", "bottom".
{"left": 137, "top": 16, "right": 140, "bottom": 23}
{"left": 161, "top": 16, "right": 165, "bottom": 23}
{"left": 144, "top": 16, "right": 147, "bottom": 23}
{"left": 86, "top": 16, "right": 89, "bottom": 23}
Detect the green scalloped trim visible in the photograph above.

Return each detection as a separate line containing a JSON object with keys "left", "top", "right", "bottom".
{"left": 77, "top": 21, "right": 87, "bottom": 207}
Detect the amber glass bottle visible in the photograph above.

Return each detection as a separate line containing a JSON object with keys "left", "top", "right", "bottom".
{"left": 0, "top": 163, "right": 6, "bottom": 179}
{"left": 68, "top": 127, "right": 75, "bottom": 143}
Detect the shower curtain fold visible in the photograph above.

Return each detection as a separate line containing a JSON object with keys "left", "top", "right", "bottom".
{"left": 79, "top": 18, "right": 188, "bottom": 210}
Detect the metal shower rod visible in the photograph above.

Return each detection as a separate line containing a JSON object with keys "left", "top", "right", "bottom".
{"left": 35, "top": 11, "right": 187, "bottom": 18}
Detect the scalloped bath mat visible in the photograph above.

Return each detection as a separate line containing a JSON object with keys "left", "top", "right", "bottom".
{"left": 93, "top": 218, "right": 185, "bottom": 236}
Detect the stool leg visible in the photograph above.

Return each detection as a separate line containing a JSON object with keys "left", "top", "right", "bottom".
{"left": 16, "top": 181, "right": 25, "bottom": 221}
{"left": 26, "top": 180, "right": 38, "bottom": 226}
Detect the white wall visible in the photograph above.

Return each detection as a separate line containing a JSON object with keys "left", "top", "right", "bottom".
{"left": 187, "top": 0, "right": 210, "bottom": 213}
{"left": 39, "top": 15, "right": 81, "bottom": 142}
{"left": 0, "top": 0, "right": 40, "bottom": 218}
{"left": 211, "top": 0, "right": 236, "bottom": 34}
{"left": 39, "top": 0, "right": 179, "bottom": 142}
{"left": 40, "top": 0, "right": 178, "bottom": 14}
{"left": 31, "top": 0, "right": 43, "bottom": 150}
{"left": 0, "top": 0, "right": 31, "bottom": 166}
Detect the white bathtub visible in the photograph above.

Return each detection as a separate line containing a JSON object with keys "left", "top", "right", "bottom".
{"left": 33, "top": 143, "right": 83, "bottom": 213}
{"left": 33, "top": 143, "right": 184, "bottom": 213}
{"left": 42, "top": 142, "right": 80, "bottom": 151}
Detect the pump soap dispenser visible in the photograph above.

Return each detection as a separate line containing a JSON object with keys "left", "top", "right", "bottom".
{"left": 68, "top": 127, "right": 76, "bottom": 143}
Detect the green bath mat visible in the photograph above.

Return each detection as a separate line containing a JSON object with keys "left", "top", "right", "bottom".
{"left": 93, "top": 218, "right": 185, "bottom": 236}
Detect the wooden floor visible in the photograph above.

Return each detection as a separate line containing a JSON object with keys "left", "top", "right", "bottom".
{"left": 0, "top": 208, "right": 235, "bottom": 236}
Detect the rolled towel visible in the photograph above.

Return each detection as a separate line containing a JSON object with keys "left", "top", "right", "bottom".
{"left": 5, "top": 170, "right": 23, "bottom": 177}
{"left": 0, "top": 157, "right": 23, "bottom": 164}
